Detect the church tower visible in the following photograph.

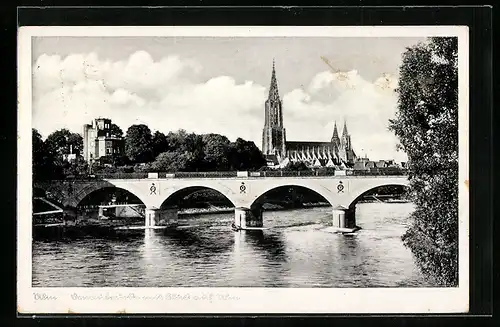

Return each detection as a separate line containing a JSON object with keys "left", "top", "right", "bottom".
{"left": 341, "top": 120, "right": 352, "bottom": 150}
{"left": 262, "top": 59, "right": 286, "bottom": 158}
{"left": 331, "top": 121, "right": 341, "bottom": 149}
{"left": 338, "top": 120, "right": 356, "bottom": 164}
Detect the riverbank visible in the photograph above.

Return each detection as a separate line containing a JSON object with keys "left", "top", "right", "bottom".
{"left": 33, "top": 199, "right": 408, "bottom": 225}
{"left": 32, "top": 199, "right": 410, "bottom": 237}
{"left": 178, "top": 202, "right": 332, "bottom": 216}
{"left": 32, "top": 203, "right": 333, "bottom": 237}
{"left": 177, "top": 199, "right": 409, "bottom": 216}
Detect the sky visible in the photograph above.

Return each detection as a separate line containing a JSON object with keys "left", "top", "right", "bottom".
{"left": 31, "top": 36, "right": 427, "bottom": 162}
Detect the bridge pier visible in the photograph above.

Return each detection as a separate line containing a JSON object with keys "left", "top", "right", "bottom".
{"left": 63, "top": 207, "right": 77, "bottom": 223}
{"left": 332, "top": 206, "right": 358, "bottom": 233}
{"left": 145, "top": 206, "right": 178, "bottom": 228}
{"left": 98, "top": 206, "right": 104, "bottom": 219}
{"left": 234, "top": 206, "right": 263, "bottom": 229}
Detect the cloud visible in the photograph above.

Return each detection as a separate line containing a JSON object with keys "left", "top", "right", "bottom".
{"left": 283, "top": 69, "right": 405, "bottom": 161}
{"left": 32, "top": 51, "right": 406, "bottom": 162}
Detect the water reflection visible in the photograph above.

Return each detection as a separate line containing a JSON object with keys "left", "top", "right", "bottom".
{"left": 335, "top": 235, "right": 371, "bottom": 287}
{"left": 161, "top": 227, "right": 234, "bottom": 259}
{"left": 32, "top": 203, "right": 433, "bottom": 288}
{"left": 239, "top": 230, "right": 287, "bottom": 262}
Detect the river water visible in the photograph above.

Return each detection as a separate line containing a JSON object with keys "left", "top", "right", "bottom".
{"left": 32, "top": 202, "right": 433, "bottom": 287}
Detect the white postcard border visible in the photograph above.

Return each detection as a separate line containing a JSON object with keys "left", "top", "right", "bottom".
{"left": 17, "top": 25, "right": 469, "bottom": 314}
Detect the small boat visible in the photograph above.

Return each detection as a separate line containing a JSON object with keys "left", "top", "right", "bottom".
{"left": 231, "top": 222, "right": 242, "bottom": 231}
{"left": 114, "top": 225, "right": 168, "bottom": 230}
{"left": 231, "top": 223, "right": 269, "bottom": 231}
{"left": 240, "top": 227, "right": 270, "bottom": 231}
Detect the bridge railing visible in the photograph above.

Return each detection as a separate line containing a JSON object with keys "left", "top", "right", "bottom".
{"left": 171, "top": 171, "right": 239, "bottom": 178}
{"left": 93, "top": 172, "right": 150, "bottom": 179}
{"left": 46, "top": 169, "right": 409, "bottom": 181}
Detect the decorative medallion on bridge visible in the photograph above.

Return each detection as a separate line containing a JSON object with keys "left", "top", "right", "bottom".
{"left": 239, "top": 182, "right": 247, "bottom": 194}
{"left": 150, "top": 183, "right": 157, "bottom": 195}
{"left": 337, "top": 181, "right": 345, "bottom": 193}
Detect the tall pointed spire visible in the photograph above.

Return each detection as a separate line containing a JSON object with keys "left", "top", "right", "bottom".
{"left": 342, "top": 120, "right": 348, "bottom": 137}
{"left": 269, "top": 58, "right": 279, "bottom": 99}
{"left": 262, "top": 58, "right": 286, "bottom": 157}
{"left": 332, "top": 121, "right": 339, "bottom": 138}
{"left": 331, "top": 121, "right": 341, "bottom": 146}
{"left": 340, "top": 119, "right": 352, "bottom": 153}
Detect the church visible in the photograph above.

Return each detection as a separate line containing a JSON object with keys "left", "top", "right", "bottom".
{"left": 262, "top": 60, "right": 357, "bottom": 168}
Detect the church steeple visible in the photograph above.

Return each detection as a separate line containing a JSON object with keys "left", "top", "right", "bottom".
{"left": 269, "top": 58, "right": 280, "bottom": 100}
{"left": 331, "top": 121, "right": 340, "bottom": 147}
{"left": 340, "top": 120, "right": 352, "bottom": 152}
{"left": 342, "top": 120, "right": 349, "bottom": 138}
{"left": 262, "top": 59, "right": 286, "bottom": 157}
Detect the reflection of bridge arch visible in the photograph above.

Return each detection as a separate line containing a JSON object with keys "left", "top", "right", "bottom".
{"left": 159, "top": 186, "right": 237, "bottom": 209}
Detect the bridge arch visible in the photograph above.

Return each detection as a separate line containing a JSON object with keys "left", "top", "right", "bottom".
{"left": 159, "top": 185, "right": 237, "bottom": 209}
{"left": 249, "top": 183, "right": 334, "bottom": 209}
{"left": 65, "top": 181, "right": 149, "bottom": 208}
{"left": 345, "top": 181, "right": 410, "bottom": 209}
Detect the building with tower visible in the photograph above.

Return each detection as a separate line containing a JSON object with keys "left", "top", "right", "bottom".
{"left": 261, "top": 60, "right": 357, "bottom": 168}
{"left": 261, "top": 60, "right": 287, "bottom": 160}
{"left": 82, "top": 118, "right": 125, "bottom": 164}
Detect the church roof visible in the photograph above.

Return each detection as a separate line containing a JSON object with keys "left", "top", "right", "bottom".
{"left": 347, "top": 149, "right": 357, "bottom": 161}
{"left": 286, "top": 141, "right": 334, "bottom": 150}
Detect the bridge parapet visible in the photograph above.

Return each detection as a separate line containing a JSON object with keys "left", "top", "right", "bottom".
{"left": 35, "top": 170, "right": 410, "bottom": 212}
{"left": 59, "top": 169, "right": 409, "bottom": 181}
{"left": 35, "top": 173, "right": 410, "bottom": 232}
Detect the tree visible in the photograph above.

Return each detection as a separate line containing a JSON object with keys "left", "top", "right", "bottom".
{"left": 163, "top": 130, "right": 205, "bottom": 171}
{"left": 45, "top": 129, "right": 83, "bottom": 158}
{"left": 33, "top": 129, "right": 52, "bottom": 180}
{"left": 150, "top": 151, "right": 192, "bottom": 172}
{"left": 202, "top": 133, "right": 231, "bottom": 171}
{"left": 283, "top": 161, "right": 310, "bottom": 171}
{"left": 45, "top": 129, "right": 70, "bottom": 157}
{"left": 96, "top": 154, "right": 129, "bottom": 167}
{"left": 32, "top": 128, "right": 45, "bottom": 168}
{"left": 165, "top": 129, "right": 188, "bottom": 151}
{"left": 125, "top": 124, "right": 154, "bottom": 163}
{"left": 91, "top": 163, "right": 118, "bottom": 175}
{"left": 110, "top": 123, "right": 123, "bottom": 138}
{"left": 228, "top": 138, "right": 266, "bottom": 171}
{"left": 32, "top": 129, "right": 66, "bottom": 180}
{"left": 151, "top": 131, "right": 169, "bottom": 159}
{"left": 67, "top": 133, "right": 83, "bottom": 156}
{"left": 185, "top": 133, "right": 206, "bottom": 170}
{"left": 389, "top": 37, "right": 458, "bottom": 286}
{"left": 62, "top": 157, "right": 89, "bottom": 177}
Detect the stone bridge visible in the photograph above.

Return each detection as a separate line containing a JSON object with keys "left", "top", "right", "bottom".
{"left": 35, "top": 173, "right": 409, "bottom": 232}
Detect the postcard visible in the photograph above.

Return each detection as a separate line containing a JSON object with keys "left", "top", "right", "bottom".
{"left": 18, "top": 25, "right": 469, "bottom": 314}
